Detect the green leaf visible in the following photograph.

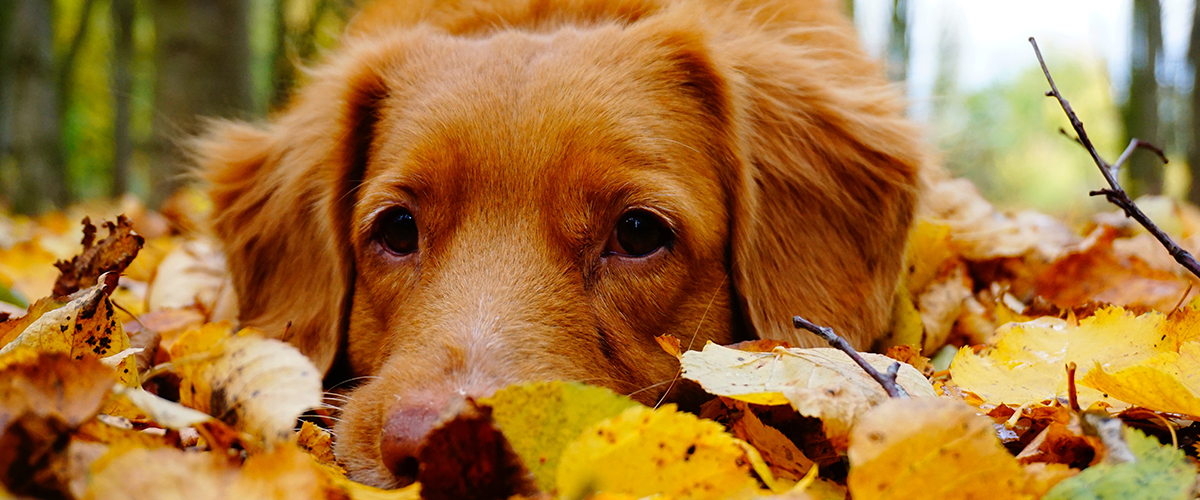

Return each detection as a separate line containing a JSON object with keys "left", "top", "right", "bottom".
{"left": 479, "top": 381, "right": 637, "bottom": 492}
{"left": 1043, "top": 427, "right": 1194, "bottom": 500}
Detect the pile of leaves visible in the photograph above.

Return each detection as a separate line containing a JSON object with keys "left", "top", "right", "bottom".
{"left": 2, "top": 180, "right": 1200, "bottom": 500}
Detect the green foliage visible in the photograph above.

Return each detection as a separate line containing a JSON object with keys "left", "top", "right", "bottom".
{"left": 933, "top": 57, "right": 1124, "bottom": 216}
{"left": 1042, "top": 427, "right": 1194, "bottom": 500}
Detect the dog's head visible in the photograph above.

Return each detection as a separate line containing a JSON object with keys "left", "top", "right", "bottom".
{"left": 196, "top": 1, "right": 924, "bottom": 488}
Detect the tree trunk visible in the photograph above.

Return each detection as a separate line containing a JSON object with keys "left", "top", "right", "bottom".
{"left": 150, "top": 0, "right": 253, "bottom": 207}
{"left": 886, "top": 0, "right": 909, "bottom": 83}
{"left": 9, "top": 0, "right": 66, "bottom": 214}
{"left": 111, "top": 0, "right": 135, "bottom": 197}
{"left": 0, "top": 1, "right": 14, "bottom": 170}
{"left": 1125, "top": 0, "right": 1164, "bottom": 196}
{"left": 1189, "top": 1, "right": 1200, "bottom": 204}
{"left": 270, "top": 0, "right": 294, "bottom": 110}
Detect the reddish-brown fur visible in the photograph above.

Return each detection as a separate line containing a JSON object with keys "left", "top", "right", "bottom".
{"left": 196, "top": 0, "right": 927, "bottom": 488}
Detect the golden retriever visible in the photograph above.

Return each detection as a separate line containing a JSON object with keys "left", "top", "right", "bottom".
{"left": 196, "top": 0, "right": 927, "bottom": 487}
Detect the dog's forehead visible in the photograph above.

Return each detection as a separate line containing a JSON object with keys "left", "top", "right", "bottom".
{"left": 360, "top": 27, "right": 720, "bottom": 208}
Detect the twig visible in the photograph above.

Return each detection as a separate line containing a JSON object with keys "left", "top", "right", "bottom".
{"left": 1066, "top": 362, "right": 1080, "bottom": 412}
{"left": 793, "top": 316, "right": 909, "bottom": 398}
{"left": 1030, "top": 37, "right": 1200, "bottom": 281}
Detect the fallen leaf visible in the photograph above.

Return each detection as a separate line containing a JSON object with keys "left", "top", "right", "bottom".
{"left": 0, "top": 275, "right": 139, "bottom": 388}
{"left": 1041, "top": 426, "right": 1194, "bottom": 500}
{"left": 556, "top": 404, "right": 763, "bottom": 500}
{"left": 846, "top": 398, "right": 1026, "bottom": 500}
{"left": 727, "top": 400, "right": 813, "bottom": 483}
{"left": 914, "top": 260, "right": 973, "bottom": 352}
{"left": 0, "top": 296, "right": 68, "bottom": 347}
{"left": 0, "top": 352, "right": 115, "bottom": 498}
{"left": 680, "top": 342, "right": 935, "bottom": 407}
{"left": 109, "top": 384, "right": 212, "bottom": 430}
{"left": 297, "top": 421, "right": 337, "bottom": 468}
{"left": 52, "top": 216, "right": 144, "bottom": 297}
{"left": 950, "top": 305, "right": 1195, "bottom": 410}
{"left": 172, "top": 333, "right": 322, "bottom": 446}
{"left": 0, "top": 241, "right": 60, "bottom": 303}
{"left": 1034, "top": 226, "right": 1194, "bottom": 312}
{"left": 415, "top": 398, "right": 537, "bottom": 500}
{"left": 0, "top": 351, "right": 115, "bottom": 429}
{"left": 1079, "top": 341, "right": 1200, "bottom": 416}
{"left": 146, "top": 238, "right": 236, "bottom": 321}
{"left": 480, "top": 381, "right": 638, "bottom": 492}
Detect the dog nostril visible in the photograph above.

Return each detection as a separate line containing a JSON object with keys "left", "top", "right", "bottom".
{"left": 380, "top": 404, "right": 440, "bottom": 481}
{"left": 394, "top": 456, "right": 419, "bottom": 479}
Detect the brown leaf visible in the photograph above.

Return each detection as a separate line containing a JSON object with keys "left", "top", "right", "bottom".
{"left": 0, "top": 351, "right": 115, "bottom": 430}
{"left": 52, "top": 216, "right": 144, "bottom": 298}
{"left": 416, "top": 398, "right": 537, "bottom": 500}
{"left": 1034, "top": 226, "right": 1195, "bottom": 312}
{"left": 0, "top": 352, "right": 115, "bottom": 499}
{"left": 726, "top": 400, "right": 813, "bottom": 482}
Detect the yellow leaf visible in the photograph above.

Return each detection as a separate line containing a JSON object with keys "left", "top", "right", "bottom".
{"left": 1079, "top": 342, "right": 1200, "bottom": 416}
{"left": 880, "top": 283, "right": 924, "bottom": 351}
{"left": 0, "top": 280, "right": 139, "bottom": 388}
{"left": 172, "top": 333, "right": 322, "bottom": 446}
{"left": 847, "top": 398, "right": 1028, "bottom": 500}
{"left": 949, "top": 307, "right": 1165, "bottom": 408}
{"left": 556, "top": 405, "right": 761, "bottom": 500}
{"left": 679, "top": 341, "right": 936, "bottom": 442}
{"left": 297, "top": 421, "right": 338, "bottom": 468}
{"left": 0, "top": 240, "right": 59, "bottom": 301}
{"left": 0, "top": 296, "right": 68, "bottom": 347}
{"left": 168, "top": 321, "right": 234, "bottom": 361}
{"left": 0, "top": 350, "right": 114, "bottom": 428}
{"left": 480, "top": 381, "right": 637, "bottom": 492}
{"left": 904, "top": 219, "right": 955, "bottom": 296}
{"left": 109, "top": 384, "right": 212, "bottom": 430}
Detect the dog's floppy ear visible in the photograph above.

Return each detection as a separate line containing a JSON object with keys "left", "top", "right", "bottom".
{"left": 194, "top": 39, "right": 395, "bottom": 373}
{"left": 723, "top": 26, "right": 927, "bottom": 349}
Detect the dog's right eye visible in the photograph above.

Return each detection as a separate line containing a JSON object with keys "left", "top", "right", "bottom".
{"left": 376, "top": 209, "right": 419, "bottom": 255}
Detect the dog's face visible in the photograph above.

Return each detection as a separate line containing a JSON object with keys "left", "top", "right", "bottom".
{"left": 198, "top": 1, "right": 924, "bottom": 489}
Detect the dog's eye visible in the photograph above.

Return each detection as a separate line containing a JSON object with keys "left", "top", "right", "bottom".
{"left": 377, "top": 209, "right": 419, "bottom": 255}
{"left": 606, "top": 210, "right": 672, "bottom": 257}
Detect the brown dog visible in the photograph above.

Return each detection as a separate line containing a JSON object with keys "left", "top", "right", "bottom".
{"left": 196, "top": 0, "right": 926, "bottom": 488}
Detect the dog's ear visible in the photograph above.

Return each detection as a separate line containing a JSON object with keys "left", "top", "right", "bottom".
{"left": 723, "top": 29, "right": 926, "bottom": 349}
{"left": 194, "top": 40, "right": 393, "bottom": 373}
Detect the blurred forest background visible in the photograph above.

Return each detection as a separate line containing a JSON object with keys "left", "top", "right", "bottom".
{"left": 0, "top": 0, "right": 1195, "bottom": 217}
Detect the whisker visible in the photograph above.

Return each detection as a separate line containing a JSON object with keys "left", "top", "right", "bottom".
{"left": 655, "top": 274, "right": 728, "bottom": 410}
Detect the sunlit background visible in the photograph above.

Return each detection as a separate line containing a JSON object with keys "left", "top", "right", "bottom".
{"left": 0, "top": 0, "right": 1195, "bottom": 219}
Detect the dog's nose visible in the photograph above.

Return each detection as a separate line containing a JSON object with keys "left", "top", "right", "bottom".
{"left": 380, "top": 401, "right": 441, "bottom": 481}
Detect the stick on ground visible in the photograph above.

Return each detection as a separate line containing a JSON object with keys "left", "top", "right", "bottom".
{"left": 793, "top": 316, "right": 909, "bottom": 398}
{"left": 1030, "top": 37, "right": 1200, "bottom": 281}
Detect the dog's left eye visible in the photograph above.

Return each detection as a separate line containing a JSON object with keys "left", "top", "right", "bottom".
{"left": 605, "top": 210, "right": 673, "bottom": 257}
{"left": 376, "top": 209, "right": 419, "bottom": 255}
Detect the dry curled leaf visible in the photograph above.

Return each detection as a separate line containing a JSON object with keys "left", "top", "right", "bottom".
{"left": 172, "top": 333, "right": 322, "bottom": 446}
{"left": 52, "top": 216, "right": 144, "bottom": 298}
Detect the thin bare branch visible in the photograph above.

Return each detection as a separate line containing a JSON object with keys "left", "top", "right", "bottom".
{"left": 793, "top": 316, "right": 909, "bottom": 398}
{"left": 1030, "top": 37, "right": 1200, "bottom": 280}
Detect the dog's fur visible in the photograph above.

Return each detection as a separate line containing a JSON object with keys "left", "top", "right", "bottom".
{"left": 196, "top": 0, "right": 927, "bottom": 487}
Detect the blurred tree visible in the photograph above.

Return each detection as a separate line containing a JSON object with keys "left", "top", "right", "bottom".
{"left": 842, "top": 0, "right": 854, "bottom": 22}
{"left": 1189, "top": 0, "right": 1200, "bottom": 204}
{"left": 111, "top": 0, "right": 134, "bottom": 196}
{"left": 150, "top": 0, "right": 253, "bottom": 207}
{"left": 886, "top": 0, "right": 909, "bottom": 84}
{"left": 0, "top": 2, "right": 13, "bottom": 183}
{"left": 1124, "top": 0, "right": 1163, "bottom": 196}
{"left": 270, "top": 0, "right": 346, "bottom": 110}
{"left": 9, "top": 0, "right": 67, "bottom": 214}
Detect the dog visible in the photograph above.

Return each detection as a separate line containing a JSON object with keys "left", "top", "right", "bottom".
{"left": 196, "top": 0, "right": 927, "bottom": 488}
